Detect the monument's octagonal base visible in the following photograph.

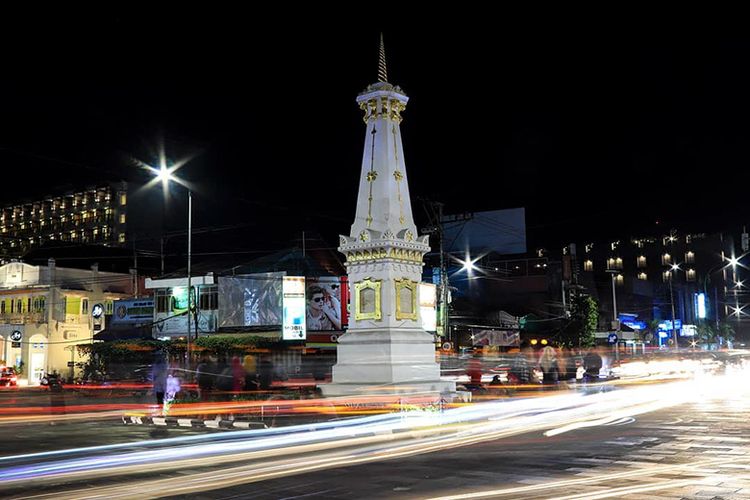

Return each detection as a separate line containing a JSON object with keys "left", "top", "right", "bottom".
{"left": 320, "top": 328, "right": 458, "bottom": 398}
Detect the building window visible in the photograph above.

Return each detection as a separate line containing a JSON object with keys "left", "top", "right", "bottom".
{"left": 637, "top": 255, "right": 647, "bottom": 268}
{"left": 638, "top": 272, "right": 648, "bottom": 281}
{"left": 118, "top": 233, "right": 126, "bottom": 243}
{"left": 155, "top": 289, "right": 170, "bottom": 313}
{"left": 616, "top": 274, "right": 624, "bottom": 286}
{"left": 119, "top": 193, "right": 127, "bottom": 206}
{"left": 199, "top": 285, "right": 218, "bottom": 311}
{"left": 663, "top": 270, "right": 672, "bottom": 282}
{"left": 1, "top": 301, "right": 5, "bottom": 314}
{"left": 662, "top": 253, "right": 672, "bottom": 266}
{"left": 105, "top": 300, "right": 114, "bottom": 315}
{"left": 16, "top": 299, "right": 22, "bottom": 313}
{"left": 583, "top": 260, "right": 593, "bottom": 272}
{"left": 685, "top": 251, "right": 695, "bottom": 264}
{"left": 82, "top": 298, "right": 89, "bottom": 315}
{"left": 686, "top": 269, "right": 696, "bottom": 282}
{"left": 606, "top": 257, "right": 623, "bottom": 270}
{"left": 119, "top": 213, "right": 126, "bottom": 224}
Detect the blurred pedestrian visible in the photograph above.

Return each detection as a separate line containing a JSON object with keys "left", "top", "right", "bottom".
{"left": 465, "top": 351, "right": 483, "bottom": 389}
{"left": 583, "top": 347, "right": 603, "bottom": 381}
{"left": 557, "top": 347, "right": 576, "bottom": 382}
{"left": 243, "top": 354, "right": 258, "bottom": 390}
{"left": 258, "top": 355, "right": 274, "bottom": 391}
{"left": 196, "top": 352, "right": 215, "bottom": 401}
{"left": 151, "top": 352, "right": 168, "bottom": 406}
{"left": 231, "top": 356, "right": 245, "bottom": 393}
{"left": 538, "top": 346, "right": 559, "bottom": 386}
{"left": 509, "top": 342, "right": 532, "bottom": 384}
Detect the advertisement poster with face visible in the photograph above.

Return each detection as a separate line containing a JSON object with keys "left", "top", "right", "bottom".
{"left": 305, "top": 277, "right": 348, "bottom": 331}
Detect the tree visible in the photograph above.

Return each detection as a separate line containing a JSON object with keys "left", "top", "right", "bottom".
{"left": 558, "top": 294, "right": 598, "bottom": 348}
{"left": 696, "top": 322, "right": 716, "bottom": 348}
{"left": 717, "top": 321, "right": 735, "bottom": 346}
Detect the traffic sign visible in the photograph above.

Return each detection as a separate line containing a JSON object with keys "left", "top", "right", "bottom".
{"left": 10, "top": 330, "right": 22, "bottom": 342}
{"left": 607, "top": 333, "right": 618, "bottom": 344}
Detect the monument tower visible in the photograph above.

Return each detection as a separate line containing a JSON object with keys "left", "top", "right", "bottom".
{"left": 323, "top": 36, "right": 455, "bottom": 396}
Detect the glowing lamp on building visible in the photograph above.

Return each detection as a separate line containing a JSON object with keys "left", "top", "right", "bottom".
{"left": 696, "top": 293, "right": 706, "bottom": 319}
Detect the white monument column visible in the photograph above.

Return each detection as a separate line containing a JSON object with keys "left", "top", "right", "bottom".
{"left": 322, "top": 37, "right": 456, "bottom": 396}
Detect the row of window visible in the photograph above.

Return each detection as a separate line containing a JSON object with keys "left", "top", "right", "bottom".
{"left": 1, "top": 211, "right": 123, "bottom": 233}
{"left": 0, "top": 297, "right": 115, "bottom": 317}
{"left": 595, "top": 269, "right": 698, "bottom": 285}
{"left": 154, "top": 286, "right": 219, "bottom": 313}
{"left": 0, "top": 192, "right": 125, "bottom": 222}
{"left": 0, "top": 296, "right": 46, "bottom": 315}
{"left": 584, "top": 251, "right": 696, "bottom": 272}
{"left": 0, "top": 230, "right": 124, "bottom": 248}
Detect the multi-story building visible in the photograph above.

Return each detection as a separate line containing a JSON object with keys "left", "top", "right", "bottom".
{"left": 0, "top": 259, "right": 133, "bottom": 383}
{"left": 567, "top": 227, "right": 749, "bottom": 344}
{"left": 0, "top": 183, "right": 129, "bottom": 257}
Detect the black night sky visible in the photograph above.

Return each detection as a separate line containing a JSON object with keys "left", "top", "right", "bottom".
{"left": 2, "top": 15, "right": 749, "bottom": 264}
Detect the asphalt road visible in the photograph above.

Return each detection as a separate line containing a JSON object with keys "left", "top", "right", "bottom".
{"left": 3, "top": 378, "right": 750, "bottom": 499}
{"left": 188, "top": 393, "right": 750, "bottom": 499}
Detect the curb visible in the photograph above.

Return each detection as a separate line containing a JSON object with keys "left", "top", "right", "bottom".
{"left": 122, "top": 415, "right": 268, "bottom": 430}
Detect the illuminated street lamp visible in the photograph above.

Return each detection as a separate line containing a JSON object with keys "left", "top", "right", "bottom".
{"left": 702, "top": 254, "right": 745, "bottom": 329}
{"left": 143, "top": 155, "right": 195, "bottom": 360}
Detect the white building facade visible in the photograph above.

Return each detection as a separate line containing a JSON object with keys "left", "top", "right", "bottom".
{"left": 0, "top": 259, "right": 132, "bottom": 383}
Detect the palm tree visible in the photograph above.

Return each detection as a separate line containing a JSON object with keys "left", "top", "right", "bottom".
{"left": 696, "top": 322, "right": 716, "bottom": 349}
{"left": 717, "top": 322, "right": 735, "bottom": 347}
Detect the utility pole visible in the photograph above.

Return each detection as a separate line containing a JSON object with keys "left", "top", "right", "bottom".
{"left": 160, "top": 236, "right": 165, "bottom": 275}
{"left": 437, "top": 202, "right": 449, "bottom": 345}
{"left": 420, "top": 198, "right": 450, "bottom": 345}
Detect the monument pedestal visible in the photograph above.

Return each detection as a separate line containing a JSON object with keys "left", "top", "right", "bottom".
{"left": 320, "top": 329, "right": 456, "bottom": 397}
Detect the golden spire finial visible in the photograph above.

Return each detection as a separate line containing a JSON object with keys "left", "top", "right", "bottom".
{"left": 378, "top": 33, "right": 388, "bottom": 83}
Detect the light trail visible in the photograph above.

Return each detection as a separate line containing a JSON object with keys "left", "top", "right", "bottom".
{"left": 5, "top": 361, "right": 748, "bottom": 498}
{"left": 0, "top": 377, "right": 713, "bottom": 496}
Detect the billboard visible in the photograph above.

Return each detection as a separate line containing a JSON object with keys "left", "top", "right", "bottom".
{"left": 471, "top": 329, "right": 520, "bottom": 347}
{"left": 111, "top": 299, "right": 155, "bottom": 326}
{"left": 218, "top": 272, "right": 283, "bottom": 328}
{"left": 419, "top": 283, "right": 437, "bottom": 332}
{"left": 443, "top": 208, "right": 526, "bottom": 255}
{"left": 153, "top": 310, "right": 217, "bottom": 336}
{"left": 283, "top": 276, "right": 306, "bottom": 340}
{"left": 305, "top": 277, "right": 348, "bottom": 331}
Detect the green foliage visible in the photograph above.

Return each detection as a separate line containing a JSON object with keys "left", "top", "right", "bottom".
{"left": 559, "top": 294, "right": 599, "bottom": 348}
{"left": 718, "top": 322, "right": 735, "bottom": 344}
{"left": 696, "top": 322, "right": 716, "bottom": 346}
{"left": 75, "top": 336, "right": 290, "bottom": 379}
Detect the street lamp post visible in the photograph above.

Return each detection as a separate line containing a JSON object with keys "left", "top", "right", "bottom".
{"left": 702, "top": 255, "right": 738, "bottom": 330}
{"left": 605, "top": 269, "right": 619, "bottom": 361}
{"left": 187, "top": 190, "right": 192, "bottom": 361}
{"left": 605, "top": 269, "right": 619, "bottom": 329}
{"left": 668, "top": 266, "right": 678, "bottom": 349}
{"left": 151, "top": 162, "right": 194, "bottom": 362}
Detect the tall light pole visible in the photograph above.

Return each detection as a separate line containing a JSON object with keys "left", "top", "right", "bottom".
{"left": 605, "top": 269, "right": 619, "bottom": 330}
{"left": 669, "top": 264, "right": 679, "bottom": 349}
{"left": 153, "top": 163, "right": 194, "bottom": 361}
{"left": 702, "top": 255, "right": 738, "bottom": 330}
